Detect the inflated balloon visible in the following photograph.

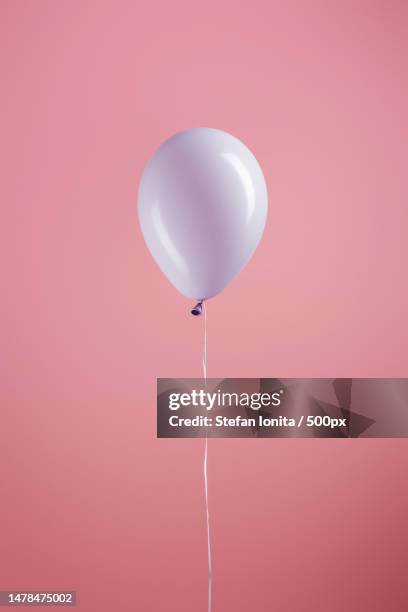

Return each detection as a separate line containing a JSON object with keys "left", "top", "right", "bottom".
{"left": 138, "top": 128, "right": 268, "bottom": 307}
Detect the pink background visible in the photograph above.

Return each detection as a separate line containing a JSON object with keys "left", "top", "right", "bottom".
{"left": 1, "top": 1, "right": 408, "bottom": 610}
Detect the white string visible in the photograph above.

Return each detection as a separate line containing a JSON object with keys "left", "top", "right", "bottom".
{"left": 202, "top": 302, "right": 212, "bottom": 612}
{"left": 202, "top": 302, "right": 207, "bottom": 380}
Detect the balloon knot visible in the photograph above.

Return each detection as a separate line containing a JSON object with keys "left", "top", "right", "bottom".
{"left": 191, "top": 301, "right": 203, "bottom": 316}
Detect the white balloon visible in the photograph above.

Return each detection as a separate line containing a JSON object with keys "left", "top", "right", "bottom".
{"left": 138, "top": 128, "right": 268, "bottom": 301}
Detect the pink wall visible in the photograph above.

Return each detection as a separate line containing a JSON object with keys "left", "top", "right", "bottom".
{"left": 1, "top": 1, "right": 408, "bottom": 610}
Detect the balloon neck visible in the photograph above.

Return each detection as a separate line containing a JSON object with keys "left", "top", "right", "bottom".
{"left": 191, "top": 301, "right": 203, "bottom": 316}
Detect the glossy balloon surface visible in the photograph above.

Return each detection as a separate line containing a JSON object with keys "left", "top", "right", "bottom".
{"left": 138, "top": 128, "right": 268, "bottom": 300}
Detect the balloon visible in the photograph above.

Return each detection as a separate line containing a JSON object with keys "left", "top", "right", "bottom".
{"left": 138, "top": 128, "right": 268, "bottom": 301}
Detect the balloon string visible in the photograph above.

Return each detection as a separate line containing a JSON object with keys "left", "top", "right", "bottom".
{"left": 202, "top": 302, "right": 212, "bottom": 612}
{"left": 202, "top": 302, "right": 207, "bottom": 380}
